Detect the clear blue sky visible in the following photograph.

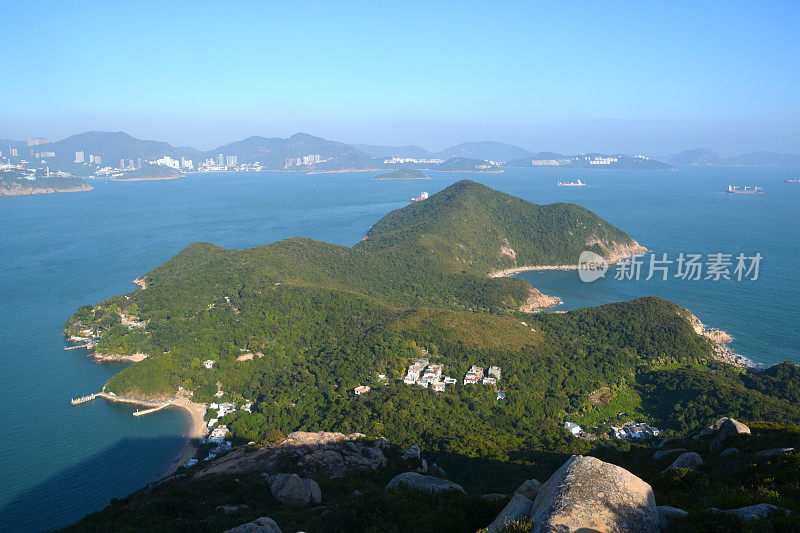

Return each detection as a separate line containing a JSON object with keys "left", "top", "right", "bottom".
{"left": 2, "top": 1, "right": 799, "bottom": 154}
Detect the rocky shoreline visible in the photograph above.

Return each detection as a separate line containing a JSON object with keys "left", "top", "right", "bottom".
{"left": 0, "top": 183, "right": 94, "bottom": 196}
{"left": 519, "top": 287, "right": 562, "bottom": 312}
{"left": 686, "top": 311, "right": 755, "bottom": 368}
{"left": 488, "top": 240, "right": 648, "bottom": 278}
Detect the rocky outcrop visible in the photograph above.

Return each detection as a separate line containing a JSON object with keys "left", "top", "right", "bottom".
{"left": 265, "top": 473, "right": 321, "bottom": 506}
{"left": 485, "top": 479, "right": 542, "bottom": 532}
{"left": 652, "top": 448, "right": 686, "bottom": 461}
{"left": 385, "top": 472, "right": 465, "bottom": 495}
{"left": 754, "top": 447, "right": 794, "bottom": 458}
{"left": 710, "top": 503, "right": 790, "bottom": 520}
{"left": 657, "top": 506, "right": 688, "bottom": 531}
{"left": 519, "top": 288, "right": 562, "bottom": 312}
{"left": 710, "top": 418, "right": 750, "bottom": 452}
{"left": 195, "top": 431, "right": 388, "bottom": 479}
{"left": 223, "top": 516, "right": 282, "bottom": 533}
{"left": 663, "top": 452, "right": 703, "bottom": 473}
{"left": 720, "top": 447, "right": 740, "bottom": 457}
{"left": 529, "top": 455, "right": 659, "bottom": 532}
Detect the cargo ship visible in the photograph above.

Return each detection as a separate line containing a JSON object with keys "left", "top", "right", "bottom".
{"left": 411, "top": 191, "right": 429, "bottom": 202}
{"left": 786, "top": 178, "right": 800, "bottom": 183}
{"left": 557, "top": 179, "right": 586, "bottom": 187}
{"left": 727, "top": 185, "right": 763, "bottom": 194}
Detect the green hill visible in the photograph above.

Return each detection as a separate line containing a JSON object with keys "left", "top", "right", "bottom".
{"left": 356, "top": 180, "right": 643, "bottom": 274}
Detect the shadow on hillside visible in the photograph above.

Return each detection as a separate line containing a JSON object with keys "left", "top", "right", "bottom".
{"left": 426, "top": 449, "right": 573, "bottom": 493}
{"left": 0, "top": 435, "right": 185, "bottom": 532}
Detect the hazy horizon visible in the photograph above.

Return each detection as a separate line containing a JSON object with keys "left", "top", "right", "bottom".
{"left": 2, "top": 2, "right": 799, "bottom": 155}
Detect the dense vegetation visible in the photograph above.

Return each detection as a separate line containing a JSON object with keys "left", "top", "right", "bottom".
{"left": 64, "top": 180, "right": 800, "bottom": 446}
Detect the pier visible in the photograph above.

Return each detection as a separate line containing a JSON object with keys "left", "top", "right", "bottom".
{"left": 70, "top": 394, "right": 97, "bottom": 405}
{"left": 70, "top": 392, "right": 165, "bottom": 412}
{"left": 64, "top": 343, "right": 93, "bottom": 350}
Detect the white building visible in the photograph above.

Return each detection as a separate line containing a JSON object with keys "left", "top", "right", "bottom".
{"left": 203, "top": 359, "right": 215, "bottom": 369}
{"left": 75, "top": 151, "right": 85, "bottom": 163}
{"left": 564, "top": 422, "right": 582, "bottom": 436}
{"left": 488, "top": 366, "right": 501, "bottom": 380}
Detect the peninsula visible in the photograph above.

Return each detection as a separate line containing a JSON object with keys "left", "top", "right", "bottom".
{"left": 0, "top": 170, "right": 92, "bottom": 197}
{"left": 63, "top": 179, "right": 800, "bottom": 531}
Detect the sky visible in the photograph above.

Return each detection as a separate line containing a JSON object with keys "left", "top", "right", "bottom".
{"left": 2, "top": 1, "right": 799, "bottom": 155}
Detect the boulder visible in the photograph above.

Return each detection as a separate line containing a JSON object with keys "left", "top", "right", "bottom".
{"left": 529, "top": 455, "right": 659, "bottom": 532}
{"left": 486, "top": 493, "right": 536, "bottom": 533}
{"left": 710, "top": 418, "right": 750, "bottom": 452}
{"left": 657, "top": 506, "right": 688, "bottom": 531}
{"left": 710, "top": 503, "right": 790, "bottom": 520}
{"left": 663, "top": 452, "right": 703, "bottom": 473}
{"left": 266, "top": 473, "right": 321, "bottom": 506}
{"left": 385, "top": 472, "right": 465, "bottom": 495}
{"left": 720, "top": 447, "right": 740, "bottom": 457}
{"left": 402, "top": 444, "right": 421, "bottom": 460}
{"left": 481, "top": 493, "right": 508, "bottom": 502}
{"left": 515, "top": 479, "right": 542, "bottom": 500}
{"left": 754, "top": 447, "right": 794, "bottom": 458}
{"left": 652, "top": 448, "right": 686, "bottom": 461}
{"left": 485, "top": 479, "right": 542, "bottom": 533}
{"left": 223, "top": 516, "right": 282, "bottom": 533}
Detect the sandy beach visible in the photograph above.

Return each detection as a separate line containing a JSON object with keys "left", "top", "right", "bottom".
{"left": 164, "top": 398, "right": 207, "bottom": 476}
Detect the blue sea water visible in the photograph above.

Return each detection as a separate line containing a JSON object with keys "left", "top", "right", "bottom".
{"left": 0, "top": 166, "right": 798, "bottom": 530}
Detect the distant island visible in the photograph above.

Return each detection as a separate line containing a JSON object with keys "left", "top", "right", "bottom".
{"left": 0, "top": 170, "right": 92, "bottom": 197}
{"left": 114, "top": 164, "right": 185, "bottom": 181}
{"left": 371, "top": 169, "right": 430, "bottom": 181}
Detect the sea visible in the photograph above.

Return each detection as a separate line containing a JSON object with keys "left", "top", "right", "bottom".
{"left": 0, "top": 166, "right": 798, "bottom": 531}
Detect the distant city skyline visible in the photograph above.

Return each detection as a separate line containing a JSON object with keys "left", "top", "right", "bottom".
{"left": 2, "top": 2, "right": 799, "bottom": 155}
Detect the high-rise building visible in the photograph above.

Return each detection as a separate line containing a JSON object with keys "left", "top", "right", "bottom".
{"left": 94, "top": 156, "right": 101, "bottom": 165}
{"left": 226, "top": 155, "right": 237, "bottom": 166}
{"left": 11, "top": 147, "right": 18, "bottom": 157}
{"left": 137, "top": 158, "right": 142, "bottom": 169}
{"left": 218, "top": 154, "right": 224, "bottom": 165}
{"left": 75, "top": 151, "right": 85, "bottom": 163}
{"left": 120, "top": 158, "right": 125, "bottom": 169}
{"left": 89, "top": 154, "right": 95, "bottom": 164}
{"left": 128, "top": 159, "right": 134, "bottom": 169}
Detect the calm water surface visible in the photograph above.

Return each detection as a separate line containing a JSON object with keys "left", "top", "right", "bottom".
{"left": 0, "top": 167, "right": 798, "bottom": 530}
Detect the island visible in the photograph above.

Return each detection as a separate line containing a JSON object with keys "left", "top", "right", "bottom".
{"left": 63, "top": 180, "right": 800, "bottom": 531}
{"left": 371, "top": 169, "right": 430, "bottom": 181}
{"left": 114, "top": 164, "right": 185, "bottom": 181}
{"left": 0, "top": 170, "right": 92, "bottom": 197}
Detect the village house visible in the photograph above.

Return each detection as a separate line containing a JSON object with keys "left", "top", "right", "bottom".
{"left": 403, "top": 359, "right": 429, "bottom": 384}
{"left": 203, "top": 359, "right": 215, "bottom": 369}
{"left": 488, "top": 366, "right": 502, "bottom": 380}
{"left": 482, "top": 377, "right": 497, "bottom": 385}
{"left": 564, "top": 421, "right": 583, "bottom": 436}
{"left": 354, "top": 385, "right": 371, "bottom": 395}
{"left": 463, "top": 365, "right": 484, "bottom": 385}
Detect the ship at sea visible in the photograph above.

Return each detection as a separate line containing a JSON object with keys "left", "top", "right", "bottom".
{"left": 411, "top": 191, "right": 429, "bottom": 202}
{"left": 727, "top": 185, "right": 764, "bottom": 194}
{"left": 786, "top": 178, "right": 800, "bottom": 183}
{"left": 557, "top": 179, "right": 586, "bottom": 187}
